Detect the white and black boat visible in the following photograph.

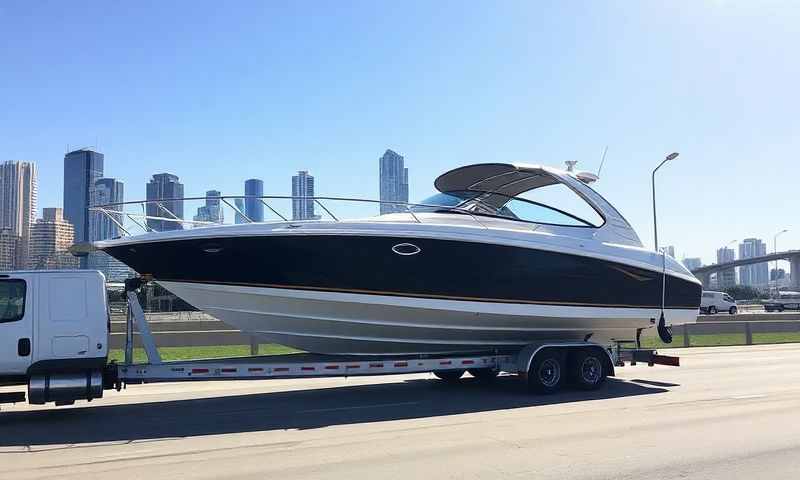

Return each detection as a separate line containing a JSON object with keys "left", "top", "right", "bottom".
{"left": 94, "top": 163, "right": 701, "bottom": 355}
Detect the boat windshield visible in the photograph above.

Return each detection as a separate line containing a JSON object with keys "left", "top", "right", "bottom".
{"left": 415, "top": 189, "right": 602, "bottom": 227}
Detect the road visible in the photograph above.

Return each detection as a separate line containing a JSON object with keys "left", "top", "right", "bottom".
{"left": 2, "top": 344, "right": 800, "bottom": 480}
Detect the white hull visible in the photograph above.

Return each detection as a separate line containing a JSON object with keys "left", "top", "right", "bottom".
{"left": 160, "top": 281, "right": 698, "bottom": 355}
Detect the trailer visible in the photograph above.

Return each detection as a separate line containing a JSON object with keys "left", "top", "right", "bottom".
{"left": 0, "top": 270, "right": 679, "bottom": 408}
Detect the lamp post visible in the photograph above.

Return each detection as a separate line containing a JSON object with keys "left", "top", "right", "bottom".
{"left": 652, "top": 152, "right": 679, "bottom": 251}
{"left": 773, "top": 229, "right": 788, "bottom": 296}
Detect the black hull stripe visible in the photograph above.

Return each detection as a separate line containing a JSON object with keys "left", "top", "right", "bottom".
{"left": 158, "top": 278, "right": 699, "bottom": 310}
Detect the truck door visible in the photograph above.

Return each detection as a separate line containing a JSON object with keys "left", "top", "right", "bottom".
{"left": 0, "top": 275, "right": 34, "bottom": 376}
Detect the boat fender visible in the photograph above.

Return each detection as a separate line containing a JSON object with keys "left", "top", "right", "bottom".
{"left": 657, "top": 312, "right": 673, "bottom": 343}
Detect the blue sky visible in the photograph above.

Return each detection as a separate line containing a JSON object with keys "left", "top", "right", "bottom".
{"left": 2, "top": 0, "right": 798, "bottom": 265}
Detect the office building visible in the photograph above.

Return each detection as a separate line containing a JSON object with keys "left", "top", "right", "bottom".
{"left": 88, "top": 177, "right": 129, "bottom": 279}
{"left": 234, "top": 198, "right": 246, "bottom": 224}
{"left": 0, "top": 228, "right": 18, "bottom": 270}
{"left": 379, "top": 149, "right": 409, "bottom": 214}
{"left": 194, "top": 190, "right": 224, "bottom": 224}
{"left": 739, "top": 238, "right": 768, "bottom": 287}
{"left": 28, "top": 208, "right": 78, "bottom": 269}
{"left": 244, "top": 179, "right": 264, "bottom": 222}
{"left": 63, "top": 149, "right": 104, "bottom": 244}
{"left": 91, "top": 178, "right": 124, "bottom": 240}
{"left": 292, "top": 170, "right": 319, "bottom": 220}
{"left": 146, "top": 173, "right": 184, "bottom": 231}
{"left": 0, "top": 160, "right": 37, "bottom": 268}
{"left": 683, "top": 257, "right": 703, "bottom": 271}
{"left": 716, "top": 247, "right": 736, "bottom": 289}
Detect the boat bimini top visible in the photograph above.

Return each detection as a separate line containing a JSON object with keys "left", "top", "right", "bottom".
{"left": 431, "top": 163, "right": 644, "bottom": 248}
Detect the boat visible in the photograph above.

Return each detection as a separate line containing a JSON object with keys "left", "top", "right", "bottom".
{"left": 93, "top": 163, "right": 702, "bottom": 355}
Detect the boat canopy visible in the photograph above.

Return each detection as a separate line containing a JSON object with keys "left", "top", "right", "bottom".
{"left": 434, "top": 163, "right": 644, "bottom": 247}
{"left": 434, "top": 163, "right": 561, "bottom": 198}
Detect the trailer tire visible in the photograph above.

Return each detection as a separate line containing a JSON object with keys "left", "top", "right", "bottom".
{"left": 569, "top": 349, "right": 607, "bottom": 390}
{"left": 468, "top": 368, "right": 499, "bottom": 382}
{"left": 527, "top": 349, "right": 565, "bottom": 394}
{"left": 434, "top": 370, "right": 465, "bottom": 383}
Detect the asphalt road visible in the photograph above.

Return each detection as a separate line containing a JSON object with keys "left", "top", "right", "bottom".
{"left": 2, "top": 344, "right": 800, "bottom": 480}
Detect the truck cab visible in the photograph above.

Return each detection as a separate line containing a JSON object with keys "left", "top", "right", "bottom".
{"left": 0, "top": 270, "right": 109, "bottom": 405}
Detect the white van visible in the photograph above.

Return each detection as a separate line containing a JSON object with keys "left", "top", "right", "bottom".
{"left": 700, "top": 291, "right": 737, "bottom": 315}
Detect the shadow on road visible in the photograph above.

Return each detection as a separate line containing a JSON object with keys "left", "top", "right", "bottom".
{"left": 0, "top": 376, "right": 669, "bottom": 447}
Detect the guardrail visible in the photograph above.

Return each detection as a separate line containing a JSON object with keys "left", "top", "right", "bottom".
{"left": 112, "top": 313, "right": 800, "bottom": 352}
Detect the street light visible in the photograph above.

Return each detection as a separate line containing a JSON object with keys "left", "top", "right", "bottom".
{"left": 652, "top": 152, "right": 679, "bottom": 251}
{"left": 773, "top": 229, "right": 788, "bottom": 295}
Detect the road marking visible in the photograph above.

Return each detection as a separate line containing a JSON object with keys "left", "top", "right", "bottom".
{"left": 731, "top": 394, "right": 766, "bottom": 400}
{"left": 300, "top": 401, "right": 420, "bottom": 413}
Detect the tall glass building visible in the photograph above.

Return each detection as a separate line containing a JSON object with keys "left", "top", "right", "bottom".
{"left": 0, "top": 160, "right": 37, "bottom": 268}
{"left": 379, "top": 149, "right": 408, "bottom": 214}
{"left": 244, "top": 179, "right": 264, "bottom": 222}
{"left": 63, "top": 149, "right": 104, "bottom": 243}
{"left": 292, "top": 171, "right": 319, "bottom": 220}
{"left": 91, "top": 178, "right": 124, "bottom": 240}
{"left": 146, "top": 173, "right": 184, "bottom": 231}
{"left": 739, "top": 238, "right": 768, "bottom": 287}
{"left": 193, "top": 190, "right": 224, "bottom": 224}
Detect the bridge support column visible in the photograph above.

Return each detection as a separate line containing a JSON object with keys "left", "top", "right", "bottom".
{"left": 790, "top": 254, "right": 800, "bottom": 291}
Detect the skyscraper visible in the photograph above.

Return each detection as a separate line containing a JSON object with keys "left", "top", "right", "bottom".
{"left": 716, "top": 247, "right": 736, "bottom": 289}
{"left": 292, "top": 170, "right": 319, "bottom": 220}
{"left": 739, "top": 238, "right": 768, "bottom": 287}
{"left": 146, "top": 173, "right": 184, "bottom": 231}
{"left": 0, "top": 160, "right": 37, "bottom": 268}
{"left": 89, "top": 178, "right": 129, "bottom": 279}
{"left": 63, "top": 149, "right": 104, "bottom": 244}
{"left": 91, "top": 178, "right": 124, "bottom": 240}
{"left": 244, "top": 179, "right": 264, "bottom": 222}
{"left": 194, "top": 190, "right": 224, "bottom": 224}
{"left": 28, "top": 208, "right": 78, "bottom": 269}
{"left": 234, "top": 198, "right": 246, "bottom": 224}
{"left": 664, "top": 245, "right": 676, "bottom": 258}
{"left": 379, "top": 149, "right": 409, "bottom": 214}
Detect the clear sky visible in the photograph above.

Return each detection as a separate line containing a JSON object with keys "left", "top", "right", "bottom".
{"left": 2, "top": 1, "right": 798, "bottom": 266}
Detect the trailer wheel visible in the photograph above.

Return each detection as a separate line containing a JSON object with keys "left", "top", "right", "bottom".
{"left": 527, "top": 349, "right": 565, "bottom": 394}
{"left": 468, "top": 368, "right": 499, "bottom": 381}
{"left": 434, "top": 370, "right": 465, "bottom": 382}
{"left": 569, "top": 349, "right": 607, "bottom": 390}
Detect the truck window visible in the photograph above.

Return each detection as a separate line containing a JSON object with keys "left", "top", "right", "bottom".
{"left": 0, "top": 279, "right": 26, "bottom": 323}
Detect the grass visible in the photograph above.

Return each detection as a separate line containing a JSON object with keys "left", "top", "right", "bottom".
{"left": 641, "top": 332, "right": 800, "bottom": 349}
{"left": 108, "top": 344, "right": 300, "bottom": 363}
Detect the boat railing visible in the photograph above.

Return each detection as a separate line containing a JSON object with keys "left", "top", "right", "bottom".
{"left": 89, "top": 195, "right": 491, "bottom": 236}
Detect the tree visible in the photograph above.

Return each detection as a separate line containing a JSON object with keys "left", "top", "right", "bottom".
{"left": 723, "top": 284, "right": 768, "bottom": 300}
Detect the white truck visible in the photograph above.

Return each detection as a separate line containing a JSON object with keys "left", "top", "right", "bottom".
{"left": 0, "top": 270, "right": 678, "bottom": 408}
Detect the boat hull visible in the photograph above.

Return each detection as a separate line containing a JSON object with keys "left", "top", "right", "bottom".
{"left": 159, "top": 281, "right": 697, "bottom": 355}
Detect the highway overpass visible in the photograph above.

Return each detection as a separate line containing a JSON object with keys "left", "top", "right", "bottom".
{"left": 691, "top": 249, "right": 800, "bottom": 289}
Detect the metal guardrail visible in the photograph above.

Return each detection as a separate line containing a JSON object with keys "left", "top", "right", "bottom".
{"left": 112, "top": 313, "right": 800, "bottom": 352}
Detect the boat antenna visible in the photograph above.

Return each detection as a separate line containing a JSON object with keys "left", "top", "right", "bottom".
{"left": 596, "top": 146, "right": 608, "bottom": 178}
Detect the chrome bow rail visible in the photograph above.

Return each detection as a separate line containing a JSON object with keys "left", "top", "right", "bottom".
{"left": 89, "top": 195, "right": 491, "bottom": 236}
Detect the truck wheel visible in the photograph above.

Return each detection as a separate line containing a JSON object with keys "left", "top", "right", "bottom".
{"left": 729, "top": 306, "right": 737, "bottom": 315}
{"left": 468, "top": 368, "right": 499, "bottom": 382}
{"left": 527, "top": 349, "right": 565, "bottom": 394}
{"left": 708, "top": 306, "right": 717, "bottom": 314}
{"left": 569, "top": 349, "right": 607, "bottom": 390}
{"left": 434, "top": 370, "right": 465, "bottom": 382}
